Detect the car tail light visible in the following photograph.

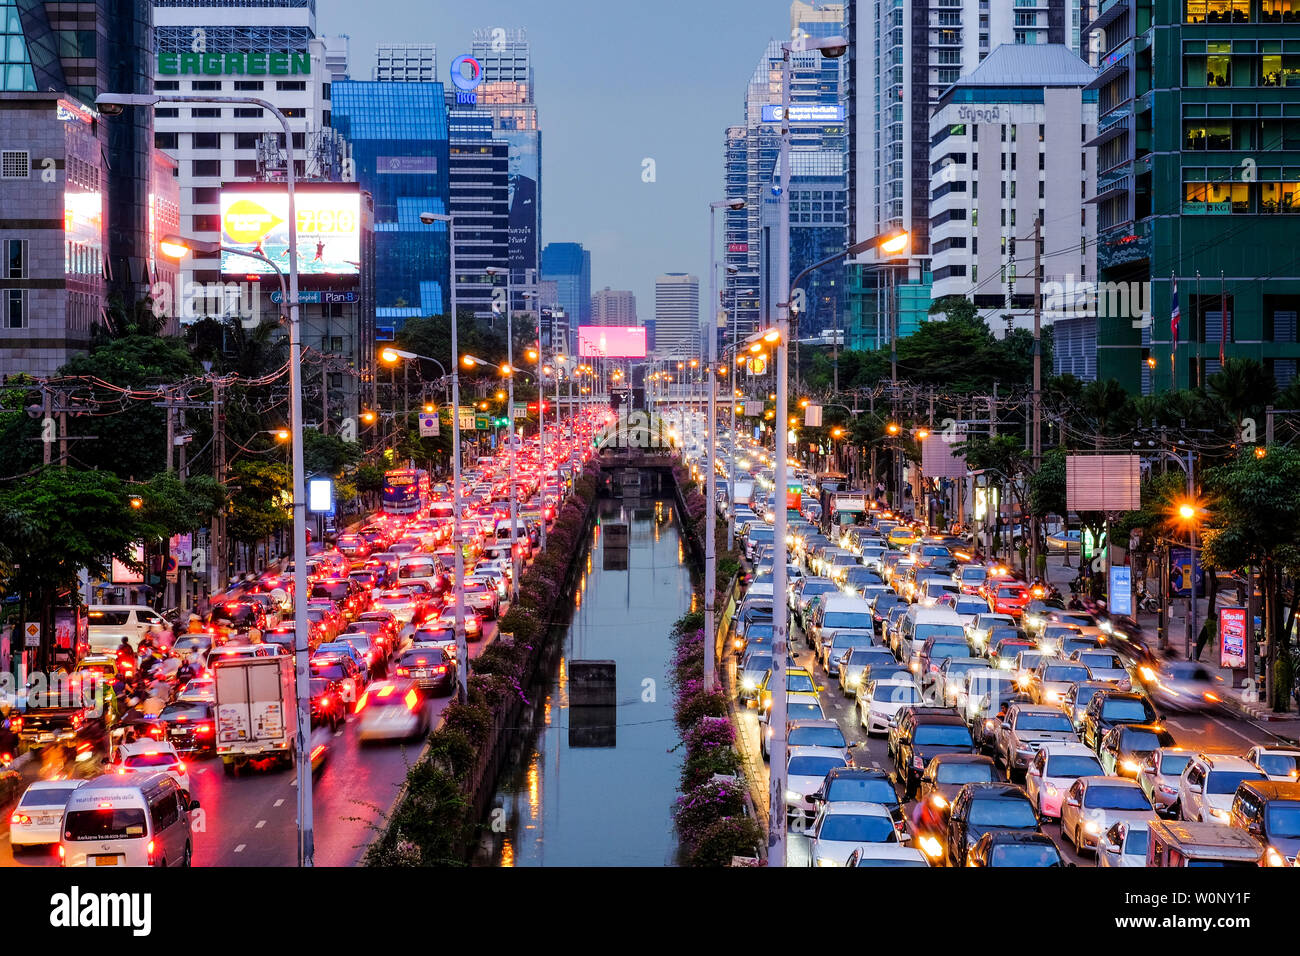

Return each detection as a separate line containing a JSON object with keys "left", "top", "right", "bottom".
{"left": 11, "top": 813, "right": 29, "bottom": 825}
{"left": 9, "top": 717, "right": 20, "bottom": 732}
{"left": 396, "top": 667, "right": 409, "bottom": 676}
{"left": 197, "top": 724, "right": 212, "bottom": 734}
{"left": 433, "top": 665, "right": 447, "bottom": 674}
{"left": 147, "top": 839, "right": 156, "bottom": 865}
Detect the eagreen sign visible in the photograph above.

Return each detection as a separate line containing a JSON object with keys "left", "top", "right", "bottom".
{"left": 157, "top": 51, "right": 312, "bottom": 76}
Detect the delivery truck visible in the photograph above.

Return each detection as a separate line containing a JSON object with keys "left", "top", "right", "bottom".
{"left": 213, "top": 653, "right": 296, "bottom": 775}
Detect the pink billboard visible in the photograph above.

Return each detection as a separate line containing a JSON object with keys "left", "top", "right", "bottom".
{"left": 577, "top": 326, "right": 646, "bottom": 358}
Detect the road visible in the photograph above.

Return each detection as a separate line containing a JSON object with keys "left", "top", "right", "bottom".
{"left": 0, "top": 618, "right": 500, "bottom": 868}
{"left": 731, "top": 608, "right": 1288, "bottom": 867}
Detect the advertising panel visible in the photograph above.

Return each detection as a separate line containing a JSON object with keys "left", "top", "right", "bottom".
{"left": 1219, "top": 606, "right": 1248, "bottom": 670}
{"left": 1108, "top": 565, "right": 1133, "bottom": 617}
{"left": 220, "top": 185, "right": 361, "bottom": 280}
{"left": 577, "top": 326, "right": 646, "bottom": 358}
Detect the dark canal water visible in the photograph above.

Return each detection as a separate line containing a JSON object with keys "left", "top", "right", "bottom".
{"left": 480, "top": 497, "right": 693, "bottom": 866}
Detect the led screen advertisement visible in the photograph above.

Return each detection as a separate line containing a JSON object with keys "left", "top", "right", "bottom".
{"left": 577, "top": 326, "right": 646, "bottom": 358}
{"left": 220, "top": 185, "right": 361, "bottom": 281}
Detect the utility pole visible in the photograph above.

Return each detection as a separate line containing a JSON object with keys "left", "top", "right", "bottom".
{"left": 211, "top": 379, "right": 226, "bottom": 597}
{"left": 1266, "top": 404, "right": 1275, "bottom": 445}
{"left": 1185, "top": 446, "right": 1197, "bottom": 658}
{"left": 58, "top": 410, "right": 67, "bottom": 469}
{"left": 164, "top": 388, "right": 175, "bottom": 473}
{"left": 1029, "top": 217, "right": 1043, "bottom": 579}
{"left": 42, "top": 387, "right": 52, "bottom": 467}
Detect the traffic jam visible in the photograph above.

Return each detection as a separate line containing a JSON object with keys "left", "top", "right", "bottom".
{"left": 714, "top": 432, "right": 1300, "bottom": 868}
{"left": 0, "top": 413, "right": 600, "bottom": 867}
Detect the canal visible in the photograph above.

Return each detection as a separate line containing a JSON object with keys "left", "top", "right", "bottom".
{"left": 482, "top": 497, "right": 694, "bottom": 866}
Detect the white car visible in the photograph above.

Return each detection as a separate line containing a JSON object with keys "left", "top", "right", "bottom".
{"left": 1070, "top": 649, "right": 1131, "bottom": 689}
{"left": 358, "top": 679, "right": 431, "bottom": 742}
{"left": 807, "top": 801, "right": 905, "bottom": 867}
{"left": 785, "top": 746, "right": 850, "bottom": 822}
{"left": 1246, "top": 745, "right": 1300, "bottom": 782}
{"left": 846, "top": 844, "right": 930, "bottom": 867}
{"left": 1025, "top": 743, "right": 1104, "bottom": 819}
{"left": 1061, "top": 775, "right": 1157, "bottom": 853}
{"left": 1178, "top": 753, "right": 1267, "bottom": 824}
{"left": 177, "top": 675, "right": 216, "bottom": 703}
{"left": 857, "top": 678, "right": 924, "bottom": 735}
{"left": 9, "top": 779, "right": 86, "bottom": 848}
{"left": 1097, "top": 819, "right": 1150, "bottom": 868}
{"left": 111, "top": 740, "right": 191, "bottom": 796}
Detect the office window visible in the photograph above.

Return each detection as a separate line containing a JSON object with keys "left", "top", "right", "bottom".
{"left": 191, "top": 108, "right": 221, "bottom": 119}
{"left": 192, "top": 214, "right": 220, "bottom": 232}
{"left": 191, "top": 159, "right": 221, "bottom": 177}
{"left": 192, "top": 132, "right": 221, "bottom": 150}
{"left": 6, "top": 289, "right": 25, "bottom": 329}
{"left": 155, "top": 80, "right": 180, "bottom": 91}
{"left": 155, "top": 108, "right": 179, "bottom": 118}
{"left": 234, "top": 108, "right": 262, "bottom": 118}
{"left": 235, "top": 133, "right": 260, "bottom": 150}
{"left": 191, "top": 80, "right": 221, "bottom": 91}
{"left": 233, "top": 81, "right": 264, "bottom": 91}
{"left": 276, "top": 81, "right": 307, "bottom": 92}
{"left": 1261, "top": 181, "right": 1300, "bottom": 213}
{"left": 155, "top": 132, "right": 178, "bottom": 150}
{"left": 234, "top": 159, "right": 259, "bottom": 177}
{"left": 1040, "top": 152, "right": 1046, "bottom": 169}
{"left": 1, "top": 150, "right": 29, "bottom": 179}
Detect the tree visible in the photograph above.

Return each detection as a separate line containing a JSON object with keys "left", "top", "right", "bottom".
{"left": 302, "top": 429, "right": 362, "bottom": 477}
{"left": 354, "top": 464, "right": 386, "bottom": 511}
{"left": 225, "top": 459, "right": 291, "bottom": 567}
{"left": 1207, "top": 357, "right": 1276, "bottom": 432}
{"left": 928, "top": 295, "right": 979, "bottom": 325}
{"left": 1202, "top": 446, "right": 1300, "bottom": 710}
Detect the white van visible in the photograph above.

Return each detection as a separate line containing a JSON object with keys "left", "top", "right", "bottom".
{"left": 87, "top": 605, "right": 169, "bottom": 654}
{"left": 59, "top": 773, "right": 198, "bottom": 868}
{"left": 811, "top": 595, "right": 874, "bottom": 651}
{"left": 397, "top": 555, "right": 441, "bottom": 590}
{"left": 898, "top": 605, "right": 965, "bottom": 663}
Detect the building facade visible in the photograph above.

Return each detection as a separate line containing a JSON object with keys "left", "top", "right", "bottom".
{"left": 654, "top": 272, "right": 700, "bottom": 360}
{"left": 541, "top": 241, "right": 591, "bottom": 332}
{"left": 1089, "top": 0, "right": 1300, "bottom": 393}
{"left": 590, "top": 287, "right": 637, "bottom": 326}
{"left": 929, "top": 44, "right": 1098, "bottom": 333}
{"left": 448, "top": 108, "right": 510, "bottom": 320}
{"left": 374, "top": 43, "right": 435, "bottom": 82}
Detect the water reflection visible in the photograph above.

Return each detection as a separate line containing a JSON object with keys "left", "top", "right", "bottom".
{"left": 482, "top": 497, "right": 691, "bottom": 866}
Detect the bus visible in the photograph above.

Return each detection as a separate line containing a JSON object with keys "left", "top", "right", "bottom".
{"left": 382, "top": 468, "right": 431, "bottom": 516}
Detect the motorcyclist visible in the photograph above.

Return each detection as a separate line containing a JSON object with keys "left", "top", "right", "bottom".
{"left": 186, "top": 613, "right": 204, "bottom": 635}
{"left": 136, "top": 645, "right": 158, "bottom": 681}
{"left": 175, "top": 655, "right": 197, "bottom": 687}
{"left": 115, "top": 636, "right": 135, "bottom": 670}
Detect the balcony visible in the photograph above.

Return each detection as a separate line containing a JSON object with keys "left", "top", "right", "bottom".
{"left": 1088, "top": 0, "right": 1131, "bottom": 33}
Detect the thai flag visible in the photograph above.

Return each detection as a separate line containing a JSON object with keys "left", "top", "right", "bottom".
{"left": 1170, "top": 275, "right": 1180, "bottom": 344}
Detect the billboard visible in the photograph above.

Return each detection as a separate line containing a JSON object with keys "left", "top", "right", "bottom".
{"left": 577, "top": 326, "right": 646, "bottom": 358}
{"left": 220, "top": 185, "right": 361, "bottom": 280}
{"left": 1065, "top": 454, "right": 1141, "bottom": 512}
{"left": 760, "top": 104, "right": 846, "bottom": 124}
{"left": 1219, "top": 606, "right": 1248, "bottom": 670}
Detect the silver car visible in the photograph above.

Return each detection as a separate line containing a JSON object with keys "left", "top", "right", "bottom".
{"left": 839, "top": 645, "right": 898, "bottom": 697}
{"left": 1247, "top": 745, "right": 1300, "bottom": 782}
{"left": 1061, "top": 775, "right": 1157, "bottom": 854}
{"left": 1061, "top": 681, "right": 1114, "bottom": 731}
{"left": 1097, "top": 819, "right": 1151, "bottom": 868}
{"left": 1069, "top": 649, "right": 1131, "bottom": 690}
{"left": 1136, "top": 660, "right": 1227, "bottom": 712}
{"left": 1136, "top": 746, "right": 1193, "bottom": 816}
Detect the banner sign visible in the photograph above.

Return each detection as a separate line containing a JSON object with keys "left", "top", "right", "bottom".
{"left": 1108, "top": 565, "right": 1133, "bottom": 617}
{"left": 1219, "top": 606, "right": 1248, "bottom": 669}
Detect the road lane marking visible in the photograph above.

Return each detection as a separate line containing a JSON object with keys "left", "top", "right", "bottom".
{"left": 234, "top": 844, "right": 246, "bottom": 853}
{"left": 1166, "top": 718, "right": 1187, "bottom": 731}
{"left": 255, "top": 820, "right": 266, "bottom": 829}
{"left": 274, "top": 799, "right": 284, "bottom": 807}
{"left": 1211, "top": 715, "right": 1256, "bottom": 746}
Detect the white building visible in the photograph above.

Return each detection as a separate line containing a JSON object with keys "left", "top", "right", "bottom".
{"left": 591, "top": 287, "right": 637, "bottom": 327}
{"left": 653, "top": 273, "right": 699, "bottom": 360}
{"left": 928, "top": 43, "right": 1097, "bottom": 333}
{"left": 374, "top": 43, "right": 436, "bottom": 82}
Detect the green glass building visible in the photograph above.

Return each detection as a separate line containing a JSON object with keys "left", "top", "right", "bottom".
{"left": 1090, "top": 0, "right": 1300, "bottom": 393}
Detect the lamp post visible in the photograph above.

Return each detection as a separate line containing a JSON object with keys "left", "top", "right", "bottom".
{"left": 417, "top": 212, "right": 468, "bottom": 700}
{"left": 379, "top": 348, "right": 450, "bottom": 474}
{"left": 111, "top": 92, "right": 314, "bottom": 866}
{"left": 705, "top": 198, "right": 746, "bottom": 690}
{"left": 522, "top": 290, "right": 547, "bottom": 552}
{"left": 487, "top": 267, "right": 519, "bottom": 600}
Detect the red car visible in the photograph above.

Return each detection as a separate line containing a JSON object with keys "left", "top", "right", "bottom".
{"left": 985, "top": 580, "right": 1031, "bottom": 617}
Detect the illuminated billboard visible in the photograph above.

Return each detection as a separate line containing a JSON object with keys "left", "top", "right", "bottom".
{"left": 220, "top": 185, "right": 361, "bottom": 280}
{"left": 577, "top": 326, "right": 646, "bottom": 358}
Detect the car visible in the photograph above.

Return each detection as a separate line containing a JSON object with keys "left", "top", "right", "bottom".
{"left": 358, "top": 679, "right": 431, "bottom": 742}
{"left": 1135, "top": 659, "right": 1229, "bottom": 712}
{"left": 806, "top": 801, "right": 905, "bottom": 866}
{"left": 737, "top": 650, "right": 773, "bottom": 705}
{"left": 461, "top": 578, "right": 501, "bottom": 619}
{"left": 433, "top": 607, "right": 483, "bottom": 641}
{"left": 1060, "top": 680, "right": 1116, "bottom": 731}
{"left": 966, "top": 830, "right": 1066, "bottom": 867}
{"left": 757, "top": 666, "right": 820, "bottom": 716}
{"left": 985, "top": 580, "right": 1031, "bottom": 618}
{"left": 1098, "top": 723, "right": 1177, "bottom": 778}
{"left": 8, "top": 779, "right": 87, "bottom": 849}
{"left": 1047, "top": 529, "right": 1082, "bottom": 551}
{"left": 177, "top": 675, "right": 216, "bottom": 704}
{"left": 371, "top": 589, "right": 421, "bottom": 625}
{"left": 1178, "top": 753, "right": 1267, "bottom": 824}
{"left": 1061, "top": 775, "right": 1156, "bottom": 854}
{"left": 995, "top": 703, "right": 1080, "bottom": 777}
{"left": 967, "top": 613, "right": 1016, "bottom": 653}
{"left": 1229, "top": 779, "right": 1300, "bottom": 866}
{"left": 309, "top": 653, "right": 365, "bottom": 709}
{"left": 915, "top": 635, "right": 973, "bottom": 682}
{"left": 785, "top": 746, "right": 851, "bottom": 823}
{"left": 856, "top": 677, "right": 924, "bottom": 735}
{"left": 110, "top": 740, "right": 191, "bottom": 797}
{"left": 1025, "top": 743, "right": 1104, "bottom": 819}
{"left": 786, "top": 719, "right": 849, "bottom": 759}
{"left": 760, "top": 691, "right": 826, "bottom": 759}
{"left": 844, "top": 844, "right": 930, "bottom": 867}
{"left": 1246, "top": 745, "right": 1300, "bottom": 782}
{"left": 1081, "top": 690, "right": 1160, "bottom": 751}
{"left": 1135, "top": 746, "right": 1195, "bottom": 817}
{"left": 989, "top": 637, "right": 1035, "bottom": 671}
{"left": 820, "top": 628, "right": 878, "bottom": 678}
{"left": 894, "top": 709, "right": 977, "bottom": 798}
{"left": 939, "top": 657, "right": 987, "bottom": 707}
{"left": 1027, "top": 659, "right": 1092, "bottom": 707}
{"left": 913, "top": 753, "right": 998, "bottom": 849}
{"left": 317, "top": 641, "right": 373, "bottom": 681}
{"left": 939, "top": 781, "right": 1041, "bottom": 867}
{"left": 840, "top": 645, "right": 897, "bottom": 697}
{"left": 157, "top": 700, "right": 217, "bottom": 755}
{"left": 807, "top": 766, "right": 907, "bottom": 835}
{"left": 1098, "top": 819, "right": 1152, "bottom": 867}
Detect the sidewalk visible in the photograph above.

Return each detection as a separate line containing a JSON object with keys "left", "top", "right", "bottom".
{"left": 1040, "top": 548, "right": 1300, "bottom": 738}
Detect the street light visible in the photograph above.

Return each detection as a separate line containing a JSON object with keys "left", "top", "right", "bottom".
{"left": 115, "top": 89, "right": 316, "bottom": 866}
{"left": 467, "top": 341, "right": 520, "bottom": 599}
{"left": 417, "top": 210, "right": 468, "bottom": 700}
{"left": 1175, "top": 500, "right": 1205, "bottom": 657}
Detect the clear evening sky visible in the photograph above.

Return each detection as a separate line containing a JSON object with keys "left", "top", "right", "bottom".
{"left": 316, "top": 0, "right": 795, "bottom": 322}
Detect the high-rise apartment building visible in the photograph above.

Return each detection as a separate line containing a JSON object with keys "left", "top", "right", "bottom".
{"left": 929, "top": 44, "right": 1097, "bottom": 335}
{"left": 447, "top": 108, "right": 510, "bottom": 320}
{"left": 1090, "top": 0, "right": 1300, "bottom": 394}
{"left": 654, "top": 273, "right": 700, "bottom": 360}
{"left": 590, "top": 288, "right": 637, "bottom": 326}
{"left": 375, "top": 43, "right": 436, "bottom": 82}
{"left": 846, "top": 0, "right": 1066, "bottom": 348}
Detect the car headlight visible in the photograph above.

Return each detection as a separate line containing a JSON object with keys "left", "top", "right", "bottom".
{"left": 1208, "top": 807, "right": 1230, "bottom": 823}
{"left": 1045, "top": 690, "right": 1061, "bottom": 703}
{"left": 816, "top": 858, "right": 840, "bottom": 867}
{"left": 742, "top": 678, "right": 756, "bottom": 691}
{"left": 1121, "top": 759, "right": 1140, "bottom": 774}
{"left": 1084, "top": 821, "right": 1101, "bottom": 834}
{"left": 918, "top": 835, "right": 944, "bottom": 859}
{"left": 930, "top": 793, "right": 948, "bottom": 810}
{"left": 1264, "top": 846, "right": 1288, "bottom": 867}
{"left": 785, "top": 789, "right": 801, "bottom": 804}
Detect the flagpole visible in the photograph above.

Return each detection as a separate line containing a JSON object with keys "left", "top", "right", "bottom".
{"left": 1220, "top": 271, "right": 1227, "bottom": 367}
{"left": 1195, "top": 271, "right": 1202, "bottom": 388}
{"left": 1171, "top": 271, "right": 1178, "bottom": 390}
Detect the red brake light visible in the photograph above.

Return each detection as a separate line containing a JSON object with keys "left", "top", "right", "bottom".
{"left": 11, "top": 813, "right": 29, "bottom": 825}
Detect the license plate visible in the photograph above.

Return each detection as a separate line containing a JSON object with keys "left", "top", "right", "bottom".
{"left": 39, "top": 733, "right": 54, "bottom": 742}
{"left": 94, "top": 855, "right": 119, "bottom": 866}
{"left": 413, "top": 669, "right": 428, "bottom": 677}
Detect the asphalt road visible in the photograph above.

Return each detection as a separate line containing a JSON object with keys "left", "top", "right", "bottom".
{"left": 732, "top": 608, "right": 1287, "bottom": 868}
{"left": 0, "top": 618, "right": 501, "bottom": 868}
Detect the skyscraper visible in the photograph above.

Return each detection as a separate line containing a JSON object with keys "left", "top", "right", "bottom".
{"left": 447, "top": 108, "right": 510, "bottom": 320}
{"left": 654, "top": 273, "right": 700, "bottom": 360}
{"left": 471, "top": 28, "right": 541, "bottom": 312}
{"left": 541, "top": 242, "right": 591, "bottom": 332}
{"left": 845, "top": 0, "right": 1066, "bottom": 348}
{"left": 591, "top": 288, "right": 637, "bottom": 326}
